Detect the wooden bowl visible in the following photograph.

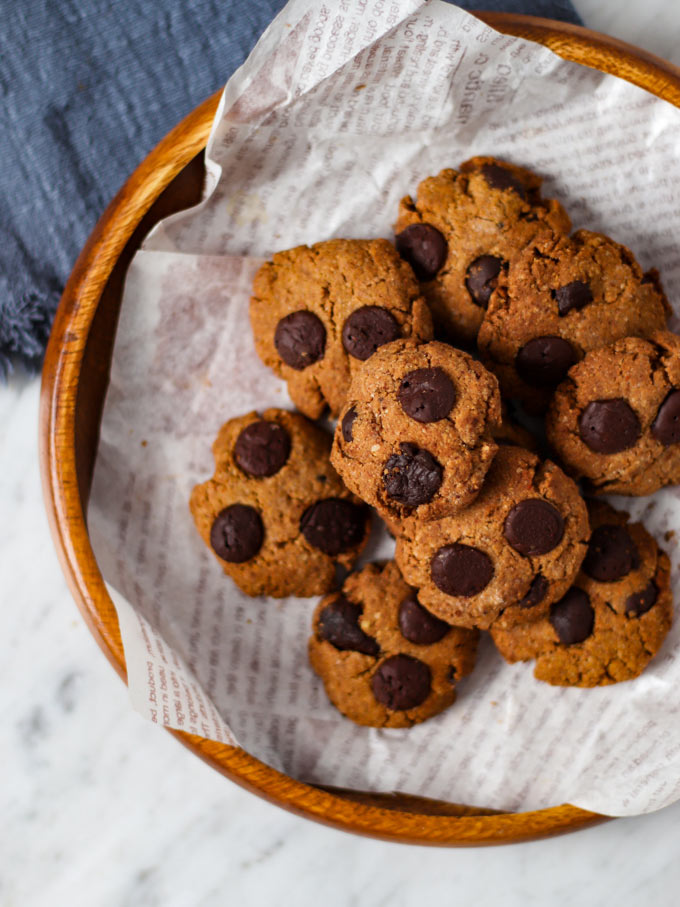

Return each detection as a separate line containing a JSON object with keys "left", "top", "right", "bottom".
{"left": 40, "top": 13, "right": 680, "bottom": 846}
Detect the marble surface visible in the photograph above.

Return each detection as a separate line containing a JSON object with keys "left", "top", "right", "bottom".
{"left": 3, "top": 2, "right": 680, "bottom": 903}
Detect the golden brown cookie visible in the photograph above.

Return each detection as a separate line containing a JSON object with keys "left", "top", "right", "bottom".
{"left": 331, "top": 339, "right": 501, "bottom": 530}
{"left": 250, "top": 239, "right": 433, "bottom": 419}
{"left": 190, "top": 409, "right": 370, "bottom": 597}
{"left": 394, "top": 445, "right": 590, "bottom": 630}
{"left": 393, "top": 156, "right": 571, "bottom": 345}
{"left": 546, "top": 331, "right": 680, "bottom": 495}
{"left": 308, "top": 561, "right": 478, "bottom": 727}
{"left": 477, "top": 229, "right": 669, "bottom": 413}
{"left": 490, "top": 502, "right": 673, "bottom": 686}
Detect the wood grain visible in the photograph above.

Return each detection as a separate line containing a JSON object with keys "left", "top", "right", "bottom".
{"left": 40, "top": 14, "right": 680, "bottom": 845}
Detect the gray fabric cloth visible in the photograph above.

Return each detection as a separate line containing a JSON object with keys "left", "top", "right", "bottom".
{"left": 0, "top": 0, "right": 582, "bottom": 375}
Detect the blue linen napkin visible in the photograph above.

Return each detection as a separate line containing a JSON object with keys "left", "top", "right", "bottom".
{"left": 0, "top": 0, "right": 581, "bottom": 376}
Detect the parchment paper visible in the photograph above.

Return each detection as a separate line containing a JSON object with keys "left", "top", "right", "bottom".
{"left": 88, "top": 0, "right": 680, "bottom": 816}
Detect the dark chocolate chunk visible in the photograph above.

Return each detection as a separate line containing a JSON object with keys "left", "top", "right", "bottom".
{"left": 652, "top": 389, "right": 680, "bottom": 446}
{"left": 480, "top": 162, "right": 527, "bottom": 199}
{"left": 341, "top": 306, "right": 400, "bottom": 361}
{"left": 517, "top": 574, "right": 549, "bottom": 609}
{"left": 554, "top": 280, "right": 593, "bottom": 316}
{"left": 549, "top": 588, "right": 594, "bottom": 645}
{"left": 382, "top": 443, "right": 443, "bottom": 507}
{"left": 582, "top": 524, "right": 639, "bottom": 582}
{"left": 210, "top": 504, "right": 264, "bottom": 563}
{"left": 395, "top": 223, "right": 448, "bottom": 281}
{"left": 504, "top": 499, "right": 565, "bottom": 556}
{"left": 397, "top": 367, "right": 456, "bottom": 423}
{"left": 234, "top": 420, "right": 291, "bottom": 477}
{"left": 300, "top": 498, "right": 367, "bottom": 556}
{"left": 318, "top": 595, "right": 379, "bottom": 655}
{"left": 341, "top": 406, "right": 358, "bottom": 443}
{"left": 515, "top": 336, "right": 576, "bottom": 387}
{"left": 430, "top": 543, "right": 494, "bottom": 597}
{"left": 578, "top": 399, "right": 641, "bottom": 454}
{"left": 625, "top": 581, "right": 658, "bottom": 617}
{"left": 274, "top": 310, "right": 326, "bottom": 370}
{"left": 398, "top": 594, "right": 450, "bottom": 644}
{"left": 465, "top": 255, "right": 504, "bottom": 308}
{"left": 371, "top": 654, "right": 432, "bottom": 710}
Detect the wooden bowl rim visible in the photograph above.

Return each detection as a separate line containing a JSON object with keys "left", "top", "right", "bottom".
{"left": 39, "top": 12, "right": 680, "bottom": 846}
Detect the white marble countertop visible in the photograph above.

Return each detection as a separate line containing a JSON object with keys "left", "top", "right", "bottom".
{"left": 4, "top": 2, "right": 680, "bottom": 904}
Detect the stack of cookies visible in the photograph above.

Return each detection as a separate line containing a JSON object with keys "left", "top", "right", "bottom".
{"left": 190, "top": 156, "right": 675, "bottom": 730}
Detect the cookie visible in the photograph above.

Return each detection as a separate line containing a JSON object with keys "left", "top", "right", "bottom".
{"left": 546, "top": 332, "right": 680, "bottom": 495}
{"left": 190, "top": 409, "right": 370, "bottom": 597}
{"left": 394, "top": 445, "right": 589, "bottom": 630}
{"left": 250, "top": 239, "right": 433, "bottom": 419}
{"left": 331, "top": 339, "right": 501, "bottom": 529}
{"left": 490, "top": 502, "right": 673, "bottom": 686}
{"left": 393, "top": 156, "right": 571, "bottom": 345}
{"left": 477, "top": 229, "right": 669, "bottom": 413}
{"left": 308, "top": 561, "right": 478, "bottom": 727}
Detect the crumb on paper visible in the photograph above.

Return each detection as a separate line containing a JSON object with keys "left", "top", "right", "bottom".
{"left": 355, "top": 83, "right": 366, "bottom": 91}
{"left": 141, "top": 440, "right": 147, "bottom": 447}
{"left": 666, "top": 530, "right": 676, "bottom": 542}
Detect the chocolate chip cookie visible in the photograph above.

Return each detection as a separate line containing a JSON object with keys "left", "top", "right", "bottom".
{"left": 331, "top": 339, "right": 501, "bottom": 529}
{"left": 393, "top": 156, "right": 571, "bottom": 345}
{"left": 394, "top": 445, "right": 589, "bottom": 630}
{"left": 477, "top": 229, "right": 669, "bottom": 413}
{"left": 546, "top": 331, "right": 680, "bottom": 495}
{"left": 308, "top": 560, "right": 479, "bottom": 727}
{"left": 250, "top": 239, "right": 433, "bottom": 420}
{"left": 190, "top": 409, "right": 370, "bottom": 597}
{"left": 490, "top": 502, "right": 673, "bottom": 686}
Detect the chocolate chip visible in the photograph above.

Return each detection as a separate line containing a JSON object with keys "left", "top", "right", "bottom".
{"left": 395, "top": 223, "right": 448, "bottom": 281}
{"left": 210, "top": 504, "right": 264, "bottom": 563}
{"left": 430, "top": 543, "right": 494, "bottom": 597}
{"left": 398, "top": 594, "right": 450, "bottom": 644}
{"left": 397, "top": 367, "right": 456, "bottom": 423}
{"left": 465, "top": 255, "right": 504, "bottom": 308}
{"left": 582, "top": 524, "right": 639, "bottom": 582}
{"left": 504, "top": 499, "right": 564, "bottom": 556}
{"left": 234, "top": 420, "right": 291, "bottom": 477}
{"left": 625, "top": 581, "right": 658, "bottom": 616}
{"left": 652, "top": 390, "right": 680, "bottom": 446}
{"left": 341, "top": 406, "right": 358, "bottom": 443}
{"left": 371, "top": 654, "right": 431, "bottom": 710}
{"left": 578, "top": 399, "right": 641, "bottom": 454}
{"left": 318, "top": 595, "right": 379, "bottom": 655}
{"left": 554, "top": 280, "right": 593, "bottom": 316}
{"left": 515, "top": 336, "right": 576, "bottom": 387}
{"left": 300, "top": 498, "right": 367, "bottom": 556}
{"left": 274, "top": 311, "right": 326, "bottom": 370}
{"left": 549, "top": 588, "right": 594, "bottom": 645}
{"left": 382, "top": 443, "right": 443, "bottom": 507}
{"left": 342, "top": 306, "right": 400, "bottom": 361}
{"left": 481, "top": 163, "right": 527, "bottom": 199}
{"left": 518, "top": 574, "right": 548, "bottom": 609}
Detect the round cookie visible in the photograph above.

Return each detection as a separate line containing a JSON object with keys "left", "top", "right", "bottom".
{"left": 490, "top": 502, "right": 673, "bottom": 686}
{"left": 477, "top": 229, "right": 669, "bottom": 413}
{"left": 331, "top": 339, "right": 501, "bottom": 528}
{"left": 393, "top": 156, "right": 571, "bottom": 346}
{"left": 546, "top": 331, "right": 680, "bottom": 495}
{"left": 394, "top": 445, "right": 590, "bottom": 630}
{"left": 308, "top": 561, "right": 479, "bottom": 727}
{"left": 250, "top": 239, "right": 433, "bottom": 419}
{"left": 189, "top": 409, "right": 370, "bottom": 597}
